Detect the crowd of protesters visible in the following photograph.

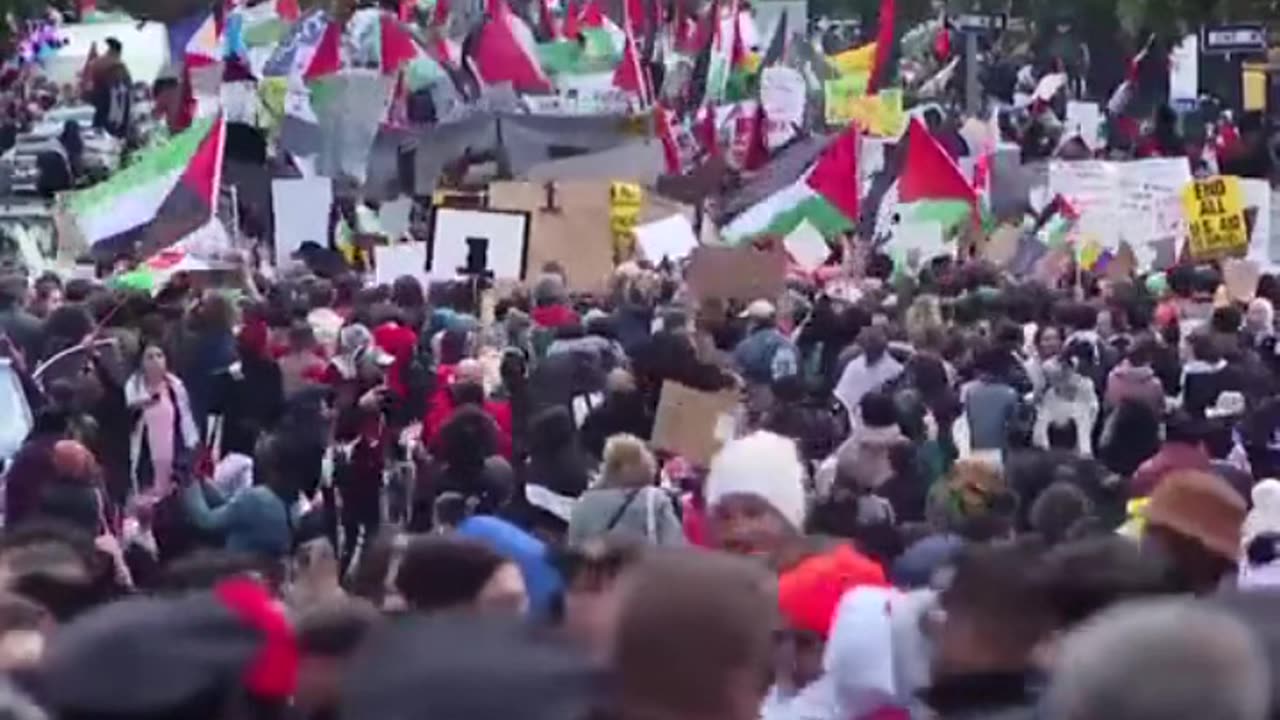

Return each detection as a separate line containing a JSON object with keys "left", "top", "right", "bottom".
{"left": 1, "top": 193, "right": 1280, "bottom": 720}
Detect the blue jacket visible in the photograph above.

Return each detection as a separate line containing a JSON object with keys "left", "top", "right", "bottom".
{"left": 184, "top": 483, "right": 291, "bottom": 559}
{"left": 733, "top": 327, "right": 798, "bottom": 385}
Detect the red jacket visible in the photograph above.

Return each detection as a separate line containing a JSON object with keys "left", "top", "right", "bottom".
{"left": 531, "top": 304, "right": 580, "bottom": 329}
{"left": 1130, "top": 442, "right": 1212, "bottom": 498}
{"left": 373, "top": 322, "right": 418, "bottom": 398}
{"left": 421, "top": 365, "right": 513, "bottom": 458}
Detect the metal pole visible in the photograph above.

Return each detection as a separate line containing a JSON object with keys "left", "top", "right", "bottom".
{"left": 965, "top": 30, "right": 980, "bottom": 115}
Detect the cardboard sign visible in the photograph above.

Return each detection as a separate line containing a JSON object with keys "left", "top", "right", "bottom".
{"left": 688, "top": 246, "right": 787, "bottom": 302}
{"left": 1223, "top": 258, "right": 1261, "bottom": 303}
{"left": 1184, "top": 176, "right": 1248, "bottom": 261}
{"left": 651, "top": 381, "right": 740, "bottom": 467}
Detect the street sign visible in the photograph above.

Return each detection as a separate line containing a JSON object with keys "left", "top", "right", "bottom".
{"left": 954, "top": 13, "right": 1007, "bottom": 33}
{"left": 1202, "top": 24, "right": 1266, "bottom": 54}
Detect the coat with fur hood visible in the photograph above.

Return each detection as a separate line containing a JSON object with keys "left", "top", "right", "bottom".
{"left": 816, "top": 424, "right": 909, "bottom": 497}
{"left": 1104, "top": 361, "right": 1164, "bottom": 413}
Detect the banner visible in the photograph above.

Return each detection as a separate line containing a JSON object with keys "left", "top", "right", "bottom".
{"left": 1048, "top": 158, "right": 1191, "bottom": 266}
{"left": 1184, "top": 175, "right": 1248, "bottom": 260}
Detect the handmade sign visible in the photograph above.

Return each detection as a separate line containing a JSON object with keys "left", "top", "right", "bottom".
{"left": 760, "top": 67, "right": 806, "bottom": 149}
{"left": 610, "top": 181, "right": 644, "bottom": 259}
{"left": 687, "top": 246, "right": 787, "bottom": 302}
{"left": 427, "top": 208, "right": 531, "bottom": 281}
{"left": 488, "top": 181, "right": 615, "bottom": 291}
{"left": 1184, "top": 176, "right": 1248, "bottom": 260}
{"left": 1222, "top": 258, "right": 1261, "bottom": 303}
{"left": 651, "top": 381, "right": 740, "bottom": 467}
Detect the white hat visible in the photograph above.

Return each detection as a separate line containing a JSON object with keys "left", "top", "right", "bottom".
{"left": 739, "top": 299, "right": 777, "bottom": 321}
{"left": 1207, "top": 391, "right": 1247, "bottom": 419}
{"left": 1240, "top": 479, "right": 1280, "bottom": 590}
{"left": 706, "top": 431, "right": 807, "bottom": 529}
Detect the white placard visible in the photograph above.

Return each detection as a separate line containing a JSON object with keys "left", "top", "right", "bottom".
{"left": 379, "top": 196, "right": 414, "bottom": 242}
{"left": 760, "top": 66, "right": 806, "bottom": 149}
{"left": 428, "top": 207, "right": 530, "bottom": 281}
{"left": 1065, "top": 101, "right": 1103, "bottom": 149}
{"left": 635, "top": 213, "right": 699, "bottom": 263}
{"left": 1169, "top": 33, "right": 1199, "bottom": 104}
{"left": 1048, "top": 158, "right": 1191, "bottom": 255}
{"left": 373, "top": 242, "right": 429, "bottom": 287}
{"left": 783, "top": 220, "right": 829, "bottom": 271}
{"left": 271, "top": 177, "right": 332, "bottom": 268}
{"left": 1241, "top": 178, "right": 1273, "bottom": 265}
{"left": 892, "top": 221, "right": 947, "bottom": 265}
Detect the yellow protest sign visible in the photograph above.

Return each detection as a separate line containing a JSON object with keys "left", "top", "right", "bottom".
{"left": 824, "top": 73, "right": 868, "bottom": 126}
{"left": 829, "top": 42, "right": 877, "bottom": 76}
{"left": 824, "top": 75, "right": 905, "bottom": 136}
{"left": 610, "top": 181, "right": 643, "bottom": 260}
{"left": 1183, "top": 176, "right": 1248, "bottom": 260}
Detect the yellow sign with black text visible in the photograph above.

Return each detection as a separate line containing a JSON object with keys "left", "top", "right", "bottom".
{"left": 1183, "top": 176, "right": 1248, "bottom": 260}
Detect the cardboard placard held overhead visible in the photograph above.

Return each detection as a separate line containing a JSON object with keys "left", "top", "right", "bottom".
{"left": 688, "top": 246, "right": 787, "bottom": 303}
{"left": 488, "top": 180, "right": 616, "bottom": 292}
{"left": 651, "top": 381, "right": 740, "bottom": 467}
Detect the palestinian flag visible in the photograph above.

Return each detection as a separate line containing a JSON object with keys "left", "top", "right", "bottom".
{"left": 893, "top": 116, "right": 978, "bottom": 228}
{"left": 110, "top": 220, "right": 237, "bottom": 296}
{"left": 65, "top": 114, "right": 226, "bottom": 259}
{"left": 612, "top": 7, "right": 652, "bottom": 103}
{"left": 866, "top": 0, "right": 897, "bottom": 93}
{"left": 721, "top": 125, "right": 859, "bottom": 242}
{"left": 470, "top": 0, "right": 553, "bottom": 92}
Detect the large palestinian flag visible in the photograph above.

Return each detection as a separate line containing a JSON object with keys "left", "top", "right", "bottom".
{"left": 721, "top": 126, "right": 859, "bottom": 241}
{"left": 64, "top": 114, "right": 226, "bottom": 259}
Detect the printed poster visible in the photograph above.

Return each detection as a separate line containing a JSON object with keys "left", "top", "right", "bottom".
{"left": 1184, "top": 175, "right": 1248, "bottom": 261}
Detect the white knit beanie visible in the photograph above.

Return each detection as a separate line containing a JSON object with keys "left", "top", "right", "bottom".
{"left": 706, "top": 431, "right": 807, "bottom": 529}
{"left": 1240, "top": 479, "right": 1280, "bottom": 590}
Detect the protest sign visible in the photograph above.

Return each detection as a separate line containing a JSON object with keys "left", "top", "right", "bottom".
{"left": 688, "top": 245, "right": 787, "bottom": 302}
{"left": 1184, "top": 175, "right": 1248, "bottom": 261}
{"left": 1065, "top": 101, "right": 1103, "bottom": 149}
{"left": 271, "top": 177, "right": 332, "bottom": 267}
{"left": 428, "top": 208, "right": 530, "bottom": 281}
{"left": 373, "top": 242, "right": 429, "bottom": 286}
{"left": 1240, "top": 178, "right": 1272, "bottom": 264}
{"left": 610, "top": 181, "right": 644, "bottom": 259}
{"left": 489, "top": 181, "right": 616, "bottom": 291}
{"left": 1049, "top": 158, "right": 1191, "bottom": 265}
{"left": 760, "top": 67, "right": 806, "bottom": 149}
{"left": 651, "top": 381, "right": 740, "bottom": 467}
{"left": 783, "top": 220, "right": 830, "bottom": 271}
{"left": 824, "top": 73, "right": 867, "bottom": 126}
{"left": 634, "top": 213, "right": 699, "bottom": 263}
{"left": 1223, "top": 258, "right": 1261, "bottom": 303}
{"left": 1169, "top": 34, "right": 1199, "bottom": 105}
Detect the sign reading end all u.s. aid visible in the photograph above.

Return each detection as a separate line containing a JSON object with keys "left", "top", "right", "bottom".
{"left": 1183, "top": 176, "right": 1249, "bottom": 261}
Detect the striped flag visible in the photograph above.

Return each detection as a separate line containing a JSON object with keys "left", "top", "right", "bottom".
{"left": 65, "top": 115, "right": 227, "bottom": 259}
